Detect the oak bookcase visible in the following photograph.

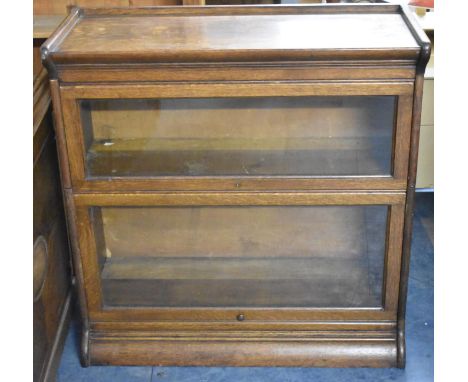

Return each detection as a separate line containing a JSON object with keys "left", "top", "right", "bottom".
{"left": 42, "top": 3, "right": 430, "bottom": 367}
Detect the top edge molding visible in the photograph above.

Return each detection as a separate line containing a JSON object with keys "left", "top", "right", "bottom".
{"left": 81, "top": 3, "right": 401, "bottom": 17}
{"left": 41, "top": 4, "right": 429, "bottom": 73}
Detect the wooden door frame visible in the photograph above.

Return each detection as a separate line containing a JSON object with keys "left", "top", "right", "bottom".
{"left": 71, "top": 191, "right": 405, "bottom": 324}
{"left": 58, "top": 81, "right": 414, "bottom": 192}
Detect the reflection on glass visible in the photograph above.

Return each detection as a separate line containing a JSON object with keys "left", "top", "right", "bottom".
{"left": 81, "top": 96, "right": 395, "bottom": 178}
{"left": 92, "top": 205, "right": 388, "bottom": 308}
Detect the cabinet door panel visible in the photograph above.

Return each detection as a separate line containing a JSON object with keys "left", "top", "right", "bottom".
{"left": 60, "top": 82, "right": 413, "bottom": 191}
{"left": 73, "top": 192, "right": 405, "bottom": 321}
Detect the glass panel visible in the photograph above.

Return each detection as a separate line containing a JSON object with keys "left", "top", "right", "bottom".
{"left": 80, "top": 96, "right": 395, "bottom": 178}
{"left": 92, "top": 205, "right": 388, "bottom": 308}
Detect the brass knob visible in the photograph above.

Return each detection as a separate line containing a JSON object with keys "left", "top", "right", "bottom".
{"left": 236, "top": 313, "right": 245, "bottom": 322}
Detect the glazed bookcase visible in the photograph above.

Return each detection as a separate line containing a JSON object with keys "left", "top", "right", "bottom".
{"left": 42, "top": 4, "right": 430, "bottom": 367}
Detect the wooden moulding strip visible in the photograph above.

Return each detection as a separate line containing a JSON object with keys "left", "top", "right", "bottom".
{"left": 90, "top": 329, "right": 396, "bottom": 341}
{"left": 82, "top": 3, "right": 401, "bottom": 17}
{"left": 73, "top": 192, "right": 406, "bottom": 207}
{"left": 57, "top": 64, "right": 417, "bottom": 84}
{"left": 73, "top": 178, "right": 408, "bottom": 193}
{"left": 59, "top": 81, "right": 415, "bottom": 99}
{"left": 90, "top": 320, "right": 397, "bottom": 332}
{"left": 47, "top": 48, "right": 420, "bottom": 66}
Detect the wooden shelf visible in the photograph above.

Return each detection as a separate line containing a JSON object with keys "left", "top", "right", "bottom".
{"left": 87, "top": 137, "right": 391, "bottom": 177}
{"left": 101, "top": 257, "right": 382, "bottom": 308}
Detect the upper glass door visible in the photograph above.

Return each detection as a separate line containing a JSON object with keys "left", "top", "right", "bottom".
{"left": 60, "top": 82, "right": 413, "bottom": 191}
{"left": 80, "top": 96, "right": 395, "bottom": 178}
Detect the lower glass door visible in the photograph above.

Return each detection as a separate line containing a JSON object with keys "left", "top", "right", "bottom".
{"left": 90, "top": 205, "right": 388, "bottom": 309}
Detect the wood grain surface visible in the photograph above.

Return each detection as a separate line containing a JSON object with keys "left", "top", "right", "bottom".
{"left": 42, "top": 5, "right": 421, "bottom": 65}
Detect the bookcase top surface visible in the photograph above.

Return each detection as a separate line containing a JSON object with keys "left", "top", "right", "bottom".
{"left": 43, "top": 5, "right": 427, "bottom": 65}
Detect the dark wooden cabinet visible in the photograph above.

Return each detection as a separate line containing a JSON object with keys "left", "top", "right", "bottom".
{"left": 34, "top": 38, "right": 73, "bottom": 382}
{"left": 42, "top": 4, "right": 430, "bottom": 368}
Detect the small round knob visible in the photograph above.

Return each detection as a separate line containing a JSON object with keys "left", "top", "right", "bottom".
{"left": 236, "top": 313, "right": 245, "bottom": 322}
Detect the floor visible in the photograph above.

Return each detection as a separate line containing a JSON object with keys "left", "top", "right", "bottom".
{"left": 57, "top": 193, "right": 434, "bottom": 382}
